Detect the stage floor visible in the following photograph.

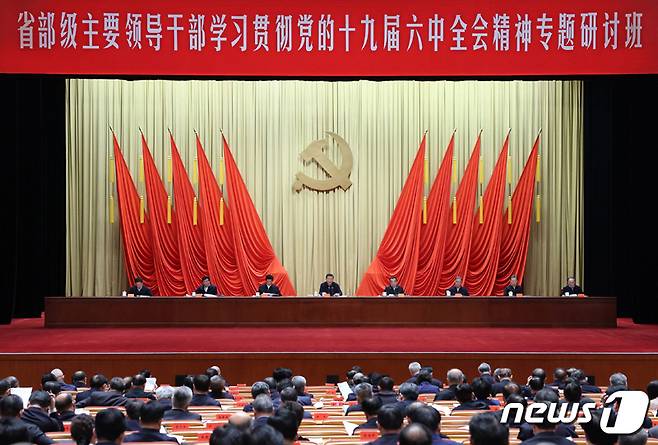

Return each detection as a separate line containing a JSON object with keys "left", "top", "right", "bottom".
{"left": 1, "top": 316, "right": 657, "bottom": 354}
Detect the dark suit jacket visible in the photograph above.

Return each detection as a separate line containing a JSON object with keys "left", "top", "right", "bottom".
{"left": 480, "top": 374, "right": 496, "bottom": 386}
{"left": 377, "top": 390, "right": 398, "bottom": 405}
{"left": 21, "top": 407, "right": 62, "bottom": 432}
{"left": 431, "top": 434, "right": 461, "bottom": 445}
{"left": 195, "top": 284, "right": 219, "bottom": 296}
{"left": 504, "top": 285, "right": 524, "bottom": 296}
{"left": 124, "top": 427, "right": 178, "bottom": 442}
{"left": 345, "top": 403, "right": 362, "bottom": 414}
{"left": 163, "top": 409, "right": 202, "bottom": 421}
{"left": 452, "top": 400, "right": 490, "bottom": 411}
{"left": 520, "top": 431, "right": 575, "bottom": 444}
{"left": 561, "top": 285, "right": 583, "bottom": 296}
{"left": 354, "top": 417, "right": 378, "bottom": 432}
{"left": 297, "top": 395, "right": 312, "bottom": 406}
{"left": 75, "top": 388, "right": 100, "bottom": 404}
{"left": 492, "top": 379, "right": 515, "bottom": 395}
{"left": 9, "top": 418, "right": 54, "bottom": 445}
{"left": 258, "top": 284, "right": 281, "bottom": 295}
{"left": 189, "top": 393, "right": 220, "bottom": 406}
{"left": 125, "top": 388, "right": 155, "bottom": 400}
{"left": 158, "top": 399, "right": 173, "bottom": 411}
{"left": 383, "top": 285, "right": 404, "bottom": 296}
{"left": 209, "top": 390, "right": 234, "bottom": 400}
{"left": 59, "top": 382, "right": 77, "bottom": 391}
{"left": 50, "top": 410, "right": 76, "bottom": 423}
{"left": 319, "top": 282, "right": 342, "bottom": 296}
{"left": 253, "top": 416, "right": 270, "bottom": 428}
{"left": 128, "top": 285, "right": 152, "bottom": 296}
{"left": 125, "top": 419, "right": 141, "bottom": 432}
{"left": 394, "top": 399, "right": 414, "bottom": 415}
{"left": 418, "top": 382, "right": 441, "bottom": 395}
{"left": 77, "top": 390, "right": 127, "bottom": 407}
{"left": 446, "top": 286, "right": 469, "bottom": 296}
{"left": 367, "top": 433, "right": 399, "bottom": 445}
{"left": 518, "top": 423, "right": 576, "bottom": 441}
{"left": 434, "top": 385, "right": 458, "bottom": 401}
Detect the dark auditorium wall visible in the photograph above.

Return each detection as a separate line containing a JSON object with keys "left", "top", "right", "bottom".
{"left": 1, "top": 75, "right": 656, "bottom": 323}
{"left": 583, "top": 76, "right": 658, "bottom": 322}
{"left": 0, "top": 76, "right": 66, "bottom": 323}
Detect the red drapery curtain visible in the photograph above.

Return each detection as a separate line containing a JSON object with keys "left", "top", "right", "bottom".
{"left": 438, "top": 134, "right": 481, "bottom": 292}
{"left": 222, "top": 135, "right": 296, "bottom": 296}
{"left": 142, "top": 134, "right": 186, "bottom": 296}
{"left": 355, "top": 136, "right": 426, "bottom": 295}
{"left": 170, "top": 133, "right": 208, "bottom": 293}
{"left": 413, "top": 134, "right": 454, "bottom": 296}
{"left": 112, "top": 132, "right": 157, "bottom": 293}
{"left": 494, "top": 135, "right": 540, "bottom": 294}
{"left": 466, "top": 133, "right": 510, "bottom": 296}
{"left": 196, "top": 135, "right": 244, "bottom": 296}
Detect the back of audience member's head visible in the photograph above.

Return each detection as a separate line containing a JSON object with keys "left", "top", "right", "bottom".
{"left": 505, "top": 393, "right": 526, "bottom": 407}
{"left": 352, "top": 373, "right": 367, "bottom": 385}
{"left": 183, "top": 375, "right": 194, "bottom": 390}
{"left": 272, "top": 368, "right": 293, "bottom": 383}
{"left": 398, "top": 423, "right": 433, "bottom": 445}
{"left": 276, "top": 379, "right": 293, "bottom": 393}
{"left": 155, "top": 385, "right": 174, "bottom": 401}
{"left": 379, "top": 376, "right": 395, "bottom": 392}
{"left": 72, "top": 371, "right": 86, "bottom": 384}
{"left": 648, "top": 380, "right": 658, "bottom": 400}
{"left": 253, "top": 394, "right": 274, "bottom": 415}
{"left": 173, "top": 386, "right": 193, "bottom": 410}
{"left": 529, "top": 376, "right": 544, "bottom": 392}
{"left": 399, "top": 382, "right": 419, "bottom": 401}
{"left": 553, "top": 367, "right": 567, "bottom": 382}
{"left": 446, "top": 368, "right": 465, "bottom": 386}
{"left": 534, "top": 388, "right": 559, "bottom": 404}
{"left": 132, "top": 374, "right": 146, "bottom": 388}
{"left": 405, "top": 402, "right": 426, "bottom": 421}
{"left": 70, "top": 413, "right": 95, "bottom": 445}
{"left": 291, "top": 376, "right": 306, "bottom": 394}
{"left": 210, "top": 375, "right": 226, "bottom": 393}
{"left": 43, "top": 381, "right": 61, "bottom": 395}
{"left": 209, "top": 424, "right": 250, "bottom": 445}
{"left": 90, "top": 374, "right": 108, "bottom": 389}
{"left": 472, "top": 377, "right": 492, "bottom": 400}
{"left": 0, "top": 417, "right": 29, "bottom": 445}
{"left": 279, "top": 401, "right": 304, "bottom": 427}
{"left": 0, "top": 395, "right": 23, "bottom": 417}
{"left": 416, "top": 369, "right": 433, "bottom": 385}
{"left": 502, "top": 382, "right": 520, "bottom": 400}
{"left": 249, "top": 424, "right": 284, "bottom": 445}
{"left": 55, "top": 393, "right": 74, "bottom": 413}
{"left": 41, "top": 372, "right": 56, "bottom": 387}
{"left": 469, "top": 411, "right": 509, "bottom": 445}
{"left": 478, "top": 362, "right": 492, "bottom": 375}
{"left": 279, "top": 387, "right": 298, "bottom": 403}
{"left": 618, "top": 428, "right": 648, "bottom": 445}
{"left": 125, "top": 399, "right": 144, "bottom": 421}
{"left": 354, "top": 382, "right": 373, "bottom": 402}
{"left": 564, "top": 381, "right": 583, "bottom": 403}
{"left": 140, "top": 400, "right": 165, "bottom": 425}
{"left": 609, "top": 372, "right": 628, "bottom": 388}
{"left": 377, "top": 404, "right": 404, "bottom": 432}
{"left": 109, "top": 377, "right": 124, "bottom": 392}
{"left": 407, "top": 404, "right": 441, "bottom": 433}
{"left": 267, "top": 408, "right": 299, "bottom": 441}
{"left": 362, "top": 397, "right": 383, "bottom": 417}
{"left": 193, "top": 374, "right": 211, "bottom": 393}
{"left": 227, "top": 412, "right": 252, "bottom": 431}
{"left": 531, "top": 368, "right": 546, "bottom": 383}
{"left": 3, "top": 377, "right": 19, "bottom": 389}
{"left": 455, "top": 383, "right": 474, "bottom": 404}
{"left": 251, "top": 381, "right": 270, "bottom": 398}
{"left": 495, "top": 368, "right": 512, "bottom": 381}
{"left": 29, "top": 390, "right": 51, "bottom": 409}
{"left": 369, "top": 372, "right": 384, "bottom": 389}
{"left": 95, "top": 408, "right": 126, "bottom": 443}
{"left": 206, "top": 367, "right": 219, "bottom": 378}
{"left": 582, "top": 409, "right": 618, "bottom": 445}
{"left": 0, "top": 380, "right": 9, "bottom": 397}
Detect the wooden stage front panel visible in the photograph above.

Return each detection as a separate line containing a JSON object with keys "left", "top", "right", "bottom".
{"left": 44, "top": 296, "right": 617, "bottom": 328}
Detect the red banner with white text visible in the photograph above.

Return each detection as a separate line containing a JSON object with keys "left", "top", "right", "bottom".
{"left": 2, "top": 0, "right": 657, "bottom": 76}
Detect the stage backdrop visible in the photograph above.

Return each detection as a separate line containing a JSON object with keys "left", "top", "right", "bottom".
{"left": 66, "top": 79, "right": 583, "bottom": 296}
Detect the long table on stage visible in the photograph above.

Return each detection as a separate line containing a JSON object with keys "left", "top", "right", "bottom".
{"left": 44, "top": 296, "right": 617, "bottom": 328}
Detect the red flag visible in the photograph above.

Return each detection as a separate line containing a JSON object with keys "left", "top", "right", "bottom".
{"left": 112, "top": 132, "right": 157, "bottom": 293}
{"left": 141, "top": 133, "right": 186, "bottom": 296}
{"left": 356, "top": 135, "right": 426, "bottom": 295}
{"left": 170, "top": 132, "right": 208, "bottom": 293}
{"left": 196, "top": 135, "right": 244, "bottom": 296}
{"left": 439, "top": 134, "right": 481, "bottom": 292}
{"left": 413, "top": 134, "right": 455, "bottom": 295}
{"left": 494, "top": 134, "right": 540, "bottom": 294}
{"left": 222, "top": 134, "right": 296, "bottom": 296}
{"left": 466, "top": 133, "right": 510, "bottom": 296}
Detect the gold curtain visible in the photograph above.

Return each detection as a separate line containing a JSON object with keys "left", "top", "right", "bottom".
{"left": 66, "top": 79, "right": 583, "bottom": 296}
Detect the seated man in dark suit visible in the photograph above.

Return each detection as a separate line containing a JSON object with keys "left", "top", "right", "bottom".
{"left": 127, "top": 277, "right": 152, "bottom": 297}
{"left": 50, "top": 393, "right": 76, "bottom": 423}
{"left": 355, "top": 397, "right": 382, "bottom": 432}
{"left": 50, "top": 369, "right": 77, "bottom": 391}
{"left": 258, "top": 274, "right": 281, "bottom": 296}
{"left": 477, "top": 362, "right": 496, "bottom": 386}
{"left": 519, "top": 401, "right": 574, "bottom": 444}
{"left": 154, "top": 385, "right": 173, "bottom": 411}
{"left": 279, "top": 388, "right": 311, "bottom": 419}
{"left": 398, "top": 423, "right": 434, "bottom": 445}
{"left": 346, "top": 382, "right": 374, "bottom": 414}
{"left": 209, "top": 375, "right": 234, "bottom": 400}
{"left": 395, "top": 383, "right": 419, "bottom": 415}
{"left": 469, "top": 412, "right": 509, "bottom": 445}
{"left": 472, "top": 377, "right": 500, "bottom": 407}
{"left": 124, "top": 400, "right": 143, "bottom": 431}
{"left": 72, "top": 371, "right": 87, "bottom": 389}
{"left": 124, "top": 374, "right": 155, "bottom": 400}
{"left": 195, "top": 275, "right": 219, "bottom": 296}
{"left": 435, "top": 369, "right": 465, "bottom": 401}
{"left": 94, "top": 408, "right": 126, "bottom": 445}
{"left": 319, "top": 273, "right": 342, "bottom": 296}
{"left": 124, "top": 401, "right": 177, "bottom": 443}
{"left": 377, "top": 377, "right": 398, "bottom": 406}
{"left": 0, "top": 394, "right": 54, "bottom": 445}
{"left": 517, "top": 389, "right": 576, "bottom": 441}
{"left": 407, "top": 404, "right": 461, "bottom": 445}
{"left": 446, "top": 276, "right": 469, "bottom": 296}
{"left": 571, "top": 369, "right": 601, "bottom": 394}
{"left": 21, "top": 391, "right": 62, "bottom": 432}
{"left": 75, "top": 374, "right": 107, "bottom": 405}
{"left": 416, "top": 369, "right": 440, "bottom": 395}
{"left": 383, "top": 276, "right": 404, "bottom": 297}
{"left": 504, "top": 275, "right": 524, "bottom": 296}
{"left": 367, "top": 404, "right": 404, "bottom": 445}
{"left": 548, "top": 368, "right": 568, "bottom": 390}
{"left": 163, "top": 386, "right": 202, "bottom": 421}
{"left": 252, "top": 394, "right": 274, "bottom": 428}
{"left": 491, "top": 368, "right": 515, "bottom": 395}
{"left": 291, "top": 376, "right": 312, "bottom": 406}
{"left": 451, "top": 384, "right": 490, "bottom": 412}
{"left": 562, "top": 382, "right": 595, "bottom": 412}
{"left": 189, "top": 374, "right": 221, "bottom": 406}
{"left": 242, "top": 381, "right": 271, "bottom": 413}
{"left": 560, "top": 276, "right": 583, "bottom": 296}
{"left": 77, "top": 377, "right": 127, "bottom": 407}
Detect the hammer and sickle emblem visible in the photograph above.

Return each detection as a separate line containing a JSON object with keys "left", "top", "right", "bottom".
{"left": 293, "top": 132, "right": 353, "bottom": 193}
